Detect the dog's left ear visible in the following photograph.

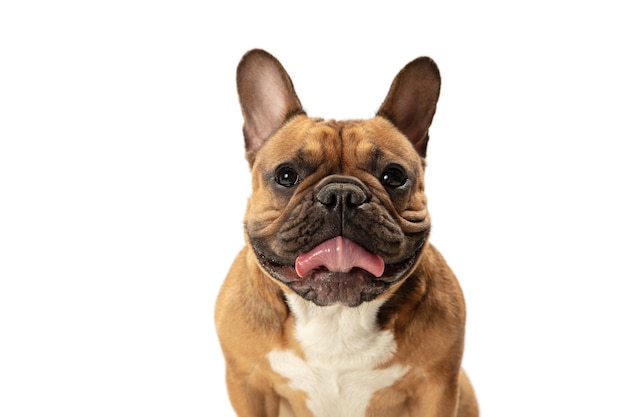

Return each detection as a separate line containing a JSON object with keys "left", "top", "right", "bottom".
{"left": 236, "top": 49, "right": 305, "bottom": 161}
{"left": 377, "top": 57, "right": 441, "bottom": 158}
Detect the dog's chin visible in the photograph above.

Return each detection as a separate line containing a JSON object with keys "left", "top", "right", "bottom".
{"left": 254, "top": 250, "right": 419, "bottom": 307}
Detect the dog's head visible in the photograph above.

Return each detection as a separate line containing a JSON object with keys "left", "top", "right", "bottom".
{"left": 237, "top": 49, "right": 440, "bottom": 307}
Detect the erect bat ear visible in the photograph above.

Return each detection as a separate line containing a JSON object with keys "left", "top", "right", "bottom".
{"left": 376, "top": 56, "right": 441, "bottom": 158}
{"left": 236, "top": 49, "right": 305, "bottom": 160}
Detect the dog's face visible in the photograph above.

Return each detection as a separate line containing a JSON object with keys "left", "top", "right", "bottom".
{"left": 237, "top": 50, "right": 441, "bottom": 307}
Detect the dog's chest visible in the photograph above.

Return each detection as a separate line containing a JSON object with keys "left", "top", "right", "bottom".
{"left": 267, "top": 295, "right": 408, "bottom": 417}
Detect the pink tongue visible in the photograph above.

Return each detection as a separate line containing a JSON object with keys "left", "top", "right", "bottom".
{"left": 295, "top": 236, "right": 385, "bottom": 278}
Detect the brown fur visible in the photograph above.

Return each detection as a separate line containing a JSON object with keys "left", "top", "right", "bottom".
{"left": 215, "top": 49, "right": 478, "bottom": 416}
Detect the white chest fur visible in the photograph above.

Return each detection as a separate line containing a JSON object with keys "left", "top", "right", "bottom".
{"left": 267, "top": 294, "right": 408, "bottom": 417}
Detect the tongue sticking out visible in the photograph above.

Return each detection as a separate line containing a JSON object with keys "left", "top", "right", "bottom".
{"left": 295, "top": 236, "right": 385, "bottom": 278}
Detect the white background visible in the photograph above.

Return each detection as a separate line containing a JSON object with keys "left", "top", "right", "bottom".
{"left": 1, "top": 1, "right": 625, "bottom": 416}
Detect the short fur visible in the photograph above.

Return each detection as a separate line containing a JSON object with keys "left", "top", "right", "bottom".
{"left": 216, "top": 49, "right": 479, "bottom": 417}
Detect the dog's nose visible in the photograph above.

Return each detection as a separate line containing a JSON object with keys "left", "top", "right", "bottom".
{"left": 315, "top": 175, "right": 370, "bottom": 209}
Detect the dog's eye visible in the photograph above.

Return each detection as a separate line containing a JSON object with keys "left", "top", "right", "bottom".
{"left": 381, "top": 167, "right": 407, "bottom": 188}
{"left": 274, "top": 165, "right": 300, "bottom": 187}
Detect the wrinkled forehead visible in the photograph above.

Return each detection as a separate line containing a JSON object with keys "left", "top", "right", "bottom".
{"left": 254, "top": 115, "right": 422, "bottom": 173}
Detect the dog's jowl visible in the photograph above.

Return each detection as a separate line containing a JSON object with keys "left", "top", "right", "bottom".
{"left": 215, "top": 49, "right": 479, "bottom": 417}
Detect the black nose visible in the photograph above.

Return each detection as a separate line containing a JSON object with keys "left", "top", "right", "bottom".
{"left": 315, "top": 175, "right": 370, "bottom": 209}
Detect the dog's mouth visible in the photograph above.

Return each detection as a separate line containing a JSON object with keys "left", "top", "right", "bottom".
{"left": 295, "top": 236, "right": 385, "bottom": 279}
{"left": 254, "top": 236, "right": 419, "bottom": 307}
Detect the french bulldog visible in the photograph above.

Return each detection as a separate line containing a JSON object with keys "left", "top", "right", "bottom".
{"left": 215, "top": 49, "right": 478, "bottom": 417}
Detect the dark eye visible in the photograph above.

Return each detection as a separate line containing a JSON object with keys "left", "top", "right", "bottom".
{"left": 381, "top": 166, "right": 407, "bottom": 188}
{"left": 274, "top": 165, "right": 300, "bottom": 187}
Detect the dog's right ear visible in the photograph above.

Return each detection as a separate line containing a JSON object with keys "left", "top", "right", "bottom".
{"left": 236, "top": 49, "right": 305, "bottom": 161}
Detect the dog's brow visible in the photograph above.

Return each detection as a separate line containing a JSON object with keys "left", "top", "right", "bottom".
{"left": 294, "top": 147, "right": 321, "bottom": 171}
{"left": 359, "top": 145, "right": 382, "bottom": 173}
{"left": 295, "top": 147, "right": 309, "bottom": 163}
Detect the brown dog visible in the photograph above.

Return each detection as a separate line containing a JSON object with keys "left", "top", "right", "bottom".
{"left": 215, "top": 49, "right": 478, "bottom": 417}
